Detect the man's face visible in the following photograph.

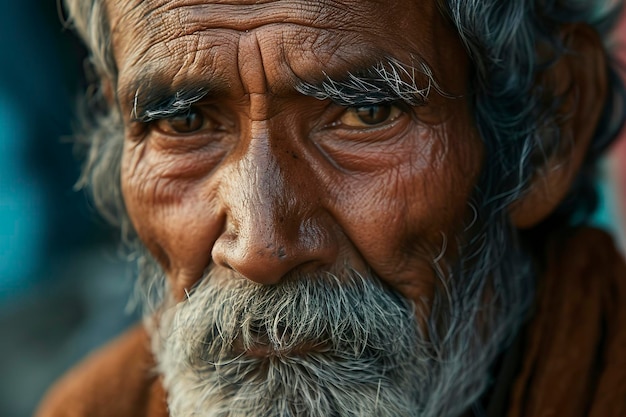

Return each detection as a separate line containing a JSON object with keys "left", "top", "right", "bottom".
{"left": 104, "top": 1, "right": 533, "bottom": 415}
{"left": 109, "top": 0, "right": 483, "bottom": 307}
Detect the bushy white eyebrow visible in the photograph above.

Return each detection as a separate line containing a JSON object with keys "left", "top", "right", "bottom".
{"left": 131, "top": 88, "right": 208, "bottom": 122}
{"left": 296, "top": 57, "right": 441, "bottom": 107}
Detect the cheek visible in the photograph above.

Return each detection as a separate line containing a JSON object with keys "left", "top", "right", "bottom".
{"left": 121, "top": 139, "right": 224, "bottom": 293}
{"left": 326, "top": 122, "right": 483, "bottom": 302}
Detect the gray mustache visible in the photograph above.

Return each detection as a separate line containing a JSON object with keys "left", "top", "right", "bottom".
{"left": 155, "top": 268, "right": 433, "bottom": 417}
{"left": 167, "top": 269, "right": 424, "bottom": 364}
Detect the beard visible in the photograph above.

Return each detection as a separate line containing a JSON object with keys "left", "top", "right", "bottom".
{"left": 147, "top": 217, "right": 533, "bottom": 417}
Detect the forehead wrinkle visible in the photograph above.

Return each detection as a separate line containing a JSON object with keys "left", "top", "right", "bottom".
{"left": 250, "top": 20, "right": 438, "bottom": 97}
{"left": 180, "top": 2, "right": 355, "bottom": 32}
{"left": 107, "top": 0, "right": 442, "bottom": 58}
{"left": 116, "top": 26, "right": 236, "bottom": 88}
{"left": 110, "top": 0, "right": 385, "bottom": 35}
{"left": 108, "top": 0, "right": 454, "bottom": 104}
{"left": 251, "top": 25, "right": 352, "bottom": 95}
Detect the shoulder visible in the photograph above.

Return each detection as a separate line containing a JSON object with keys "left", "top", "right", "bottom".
{"left": 35, "top": 325, "right": 168, "bottom": 417}
{"left": 508, "top": 227, "right": 626, "bottom": 416}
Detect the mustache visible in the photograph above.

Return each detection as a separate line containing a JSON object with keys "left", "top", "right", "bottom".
{"left": 157, "top": 267, "right": 428, "bottom": 366}
{"left": 154, "top": 268, "right": 433, "bottom": 417}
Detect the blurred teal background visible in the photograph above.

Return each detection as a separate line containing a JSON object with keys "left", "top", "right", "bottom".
{"left": 0, "top": 3, "right": 138, "bottom": 416}
{"left": 0, "top": 3, "right": 624, "bottom": 417}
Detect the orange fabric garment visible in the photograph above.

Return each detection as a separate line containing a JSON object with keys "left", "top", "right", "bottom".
{"left": 35, "top": 228, "right": 626, "bottom": 417}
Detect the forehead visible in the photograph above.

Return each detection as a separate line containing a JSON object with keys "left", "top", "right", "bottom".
{"left": 105, "top": 0, "right": 464, "bottom": 103}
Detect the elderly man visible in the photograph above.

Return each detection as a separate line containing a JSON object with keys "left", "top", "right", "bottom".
{"left": 38, "top": 0, "right": 626, "bottom": 416}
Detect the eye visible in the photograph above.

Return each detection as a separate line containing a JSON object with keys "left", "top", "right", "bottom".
{"left": 339, "top": 104, "right": 402, "bottom": 128}
{"left": 155, "top": 108, "right": 205, "bottom": 134}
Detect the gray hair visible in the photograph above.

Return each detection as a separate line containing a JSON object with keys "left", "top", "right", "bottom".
{"left": 443, "top": 0, "right": 626, "bottom": 229}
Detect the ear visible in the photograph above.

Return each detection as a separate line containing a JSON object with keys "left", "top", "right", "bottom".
{"left": 510, "top": 24, "right": 609, "bottom": 229}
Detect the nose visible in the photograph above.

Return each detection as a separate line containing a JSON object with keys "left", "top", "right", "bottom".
{"left": 211, "top": 131, "right": 338, "bottom": 285}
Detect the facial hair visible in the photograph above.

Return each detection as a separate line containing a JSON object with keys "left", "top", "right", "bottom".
{"left": 149, "top": 219, "right": 532, "bottom": 417}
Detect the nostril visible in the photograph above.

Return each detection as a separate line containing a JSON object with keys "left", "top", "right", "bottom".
{"left": 211, "top": 214, "right": 339, "bottom": 286}
{"left": 211, "top": 235, "right": 235, "bottom": 271}
{"left": 296, "top": 259, "right": 328, "bottom": 276}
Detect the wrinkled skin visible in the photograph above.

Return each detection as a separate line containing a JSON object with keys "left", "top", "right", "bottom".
{"left": 107, "top": 0, "right": 483, "bottom": 311}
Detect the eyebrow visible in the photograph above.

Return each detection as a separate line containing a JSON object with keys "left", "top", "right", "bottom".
{"left": 132, "top": 89, "right": 207, "bottom": 123}
{"left": 295, "top": 57, "right": 440, "bottom": 107}
{"left": 125, "top": 77, "right": 228, "bottom": 123}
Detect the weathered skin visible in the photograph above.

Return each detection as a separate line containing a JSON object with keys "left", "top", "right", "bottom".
{"left": 107, "top": 0, "right": 483, "bottom": 308}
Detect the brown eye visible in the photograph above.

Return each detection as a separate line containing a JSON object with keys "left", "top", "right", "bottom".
{"left": 156, "top": 109, "right": 204, "bottom": 134}
{"left": 339, "top": 104, "right": 402, "bottom": 127}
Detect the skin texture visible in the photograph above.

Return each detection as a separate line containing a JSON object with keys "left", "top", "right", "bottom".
{"left": 107, "top": 0, "right": 484, "bottom": 309}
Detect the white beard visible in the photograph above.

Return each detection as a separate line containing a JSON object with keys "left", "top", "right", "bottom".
{"left": 150, "top": 255, "right": 531, "bottom": 417}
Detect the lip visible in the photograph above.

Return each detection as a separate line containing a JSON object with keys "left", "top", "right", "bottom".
{"left": 231, "top": 337, "right": 330, "bottom": 358}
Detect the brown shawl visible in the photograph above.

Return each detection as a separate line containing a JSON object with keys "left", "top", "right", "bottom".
{"left": 35, "top": 228, "right": 626, "bottom": 417}
{"left": 506, "top": 228, "right": 626, "bottom": 416}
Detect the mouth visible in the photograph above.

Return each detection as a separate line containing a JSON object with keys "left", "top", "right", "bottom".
{"left": 230, "top": 330, "right": 330, "bottom": 359}
{"left": 247, "top": 341, "right": 330, "bottom": 358}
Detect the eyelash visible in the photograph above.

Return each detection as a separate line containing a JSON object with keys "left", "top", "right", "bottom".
{"left": 146, "top": 105, "right": 235, "bottom": 137}
{"left": 325, "top": 101, "right": 407, "bottom": 128}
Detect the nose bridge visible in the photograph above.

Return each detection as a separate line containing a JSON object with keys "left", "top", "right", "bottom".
{"left": 212, "top": 122, "right": 336, "bottom": 284}
{"left": 236, "top": 128, "right": 298, "bottom": 240}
